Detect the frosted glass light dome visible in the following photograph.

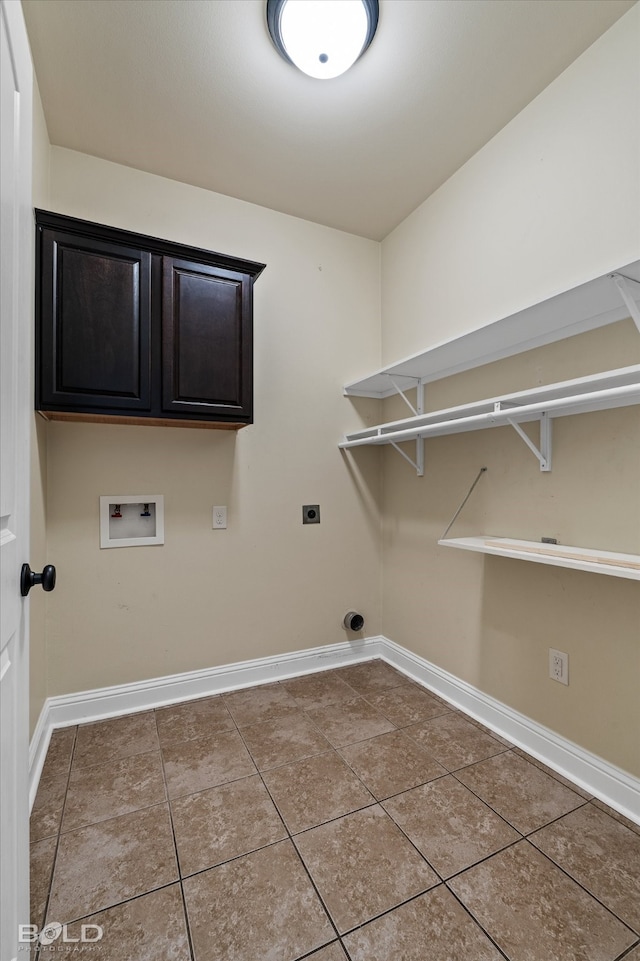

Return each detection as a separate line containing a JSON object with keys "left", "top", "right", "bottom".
{"left": 267, "top": 0, "right": 379, "bottom": 80}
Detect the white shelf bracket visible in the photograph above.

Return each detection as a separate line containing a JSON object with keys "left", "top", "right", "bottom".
{"left": 611, "top": 273, "right": 640, "bottom": 334}
{"left": 387, "top": 375, "right": 425, "bottom": 416}
{"left": 416, "top": 436, "right": 424, "bottom": 476}
{"left": 387, "top": 378, "right": 425, "bottom": 475}
{"left": 507, "top": 413, "right": 552, "bottom": 471}
{"left": 390, "top": 440, "right": 424, "bottom": 475}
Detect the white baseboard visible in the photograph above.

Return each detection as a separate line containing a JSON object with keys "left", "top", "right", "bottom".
{"left": 30, "top": 634, "right": 639, "bottom": 825}
{"left": 378, "top": 636, "right": 640, "bottom": 826}
{"left": 29, "top": 636, "right": 382, "bottom": 808}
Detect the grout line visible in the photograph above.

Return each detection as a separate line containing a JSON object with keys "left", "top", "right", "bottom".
{"left": 511, "top": 747, "right": 594, "bottom": 800}
{"left": 36, "top": 878, "right": 184, "bottom": 929}
{"left": 288, "top": 799, "right": 379, "bottom": 840}
{"left": 521, "top": 837, "right": 640, "bottom": 939}
{"left": 446, "top": 754, "right": 590, "bottom": 837}
{"left": 287, "top": 838, "right": 342, "bottom": 945}
{"left": 177, "top": 879, "right": 196, "bottom": 961}
{"left": 372, "top": 807, "right": 444, "bottom": 883}
{"left": 440, "top": 836, "right": 524, "bottom": 885}
{"left": 55, "top": 798, "right": 172, "bottom": 837}
{"left": 176, "top": 835, "right": 292, "bottom": 883}
{"left": 446, "top": 750, "right": 539, "bottom": 832}
{"left": 589, "top": 799, "right": 640, "bottom": 838}
{"left": 36, "top": 724, "right": 78, "bottom": 950}
{"left": 331, "top": 884, "right": 449, "bottom": 941}
{"left": 232, "top": 721, "right": 342, "bottom": 945}
{"left": 292, "top": 941, "right": 348, "bottom": 961}
{"left": 614, "top": 939, "right": 640, "bottom": 960}
{"left": 340, "top": 940, "right": 353, "bottom": 961}
{"left": 523, "top": 798, "right": 591, "bottom": 837}
{"left": 334, "top": 731, "right": 452, "bottom": 804}
{"left": 444, "top": 884, "right": 512, "bottom": 961}
{"left": 69, "top": 744, "right": 162, "bottom": 776}
{"left": 253, "top": 743, "right": 378, "bottom": 833}
{"left": 163, "top": 768, "right": 259, "bottom": 803}
{"left": 158, "top": 719, "right": 196, "bottom": 961}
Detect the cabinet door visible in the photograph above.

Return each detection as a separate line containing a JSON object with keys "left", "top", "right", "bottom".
{"left": 161, "top": 257, "right": 252, "bottom": 421}
{"left": 37, "top": 229, "right": 152, "bottom": 412}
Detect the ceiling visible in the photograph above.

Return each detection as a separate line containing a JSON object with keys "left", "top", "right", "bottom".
{"left": 22, "top": 0, "right": 636, "bottom": 241}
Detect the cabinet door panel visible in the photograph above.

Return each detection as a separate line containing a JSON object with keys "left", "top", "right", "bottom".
{"left": 162, "top": 258, "right": 252, "bottom": 420}
{"left": 38, "top": 229, "right": 152, "bottom": 410}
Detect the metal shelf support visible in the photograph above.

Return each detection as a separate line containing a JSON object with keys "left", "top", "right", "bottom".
{"left": 390, "top": 440, "right": 424, "bottom": 475}
{"left": 387, "top": 375, "right": 422, "bottom": 416}
{"left": 386, "top": 376, "right": 425, "bottom": 476}
{"left": 507, "top": 412, "right": 552, "bottom": 471}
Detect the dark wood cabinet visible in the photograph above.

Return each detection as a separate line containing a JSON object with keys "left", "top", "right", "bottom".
{"left": 35, "top": 211, "right": 265, "bottom": 428}
{"left": 161, "top": 257, "right": 251, "bottom": 419}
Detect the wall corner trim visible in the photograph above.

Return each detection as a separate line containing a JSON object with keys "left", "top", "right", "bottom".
{"left": 29, "top": 634, "right": 639, "bottom": 825}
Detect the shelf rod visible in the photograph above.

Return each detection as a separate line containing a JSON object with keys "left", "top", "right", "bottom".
{"left": 339, "top": 382, "right": 639, "bottom": 449}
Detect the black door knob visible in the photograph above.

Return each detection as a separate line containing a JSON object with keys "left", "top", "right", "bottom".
{"left": 21, "top": 563, "right": 56, "bottom": 597}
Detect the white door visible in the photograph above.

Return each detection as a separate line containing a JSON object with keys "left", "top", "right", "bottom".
{"left": 0, "top": 1, "right": 33, "bottom": 958}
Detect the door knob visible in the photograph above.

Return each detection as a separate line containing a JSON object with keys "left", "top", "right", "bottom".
{"left": 20, "top": 563, "right": 56, "bottom": 597}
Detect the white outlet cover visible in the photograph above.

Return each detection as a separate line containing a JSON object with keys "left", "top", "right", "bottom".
{"left": 213, "top": 506, "right": 227, "bottom": 529}
{"left": 549, "top": 648, "right": 569, "bottom": 685}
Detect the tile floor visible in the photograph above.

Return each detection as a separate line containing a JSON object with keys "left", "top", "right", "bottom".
{"left": 29, "top": 659, "right": 640, "bottom": 960}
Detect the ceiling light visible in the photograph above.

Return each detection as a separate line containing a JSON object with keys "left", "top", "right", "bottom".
{"left": 267, "top": 0, "right": 379, "bottom": 80}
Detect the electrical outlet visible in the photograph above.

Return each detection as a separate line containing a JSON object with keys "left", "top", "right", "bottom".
{"left": 212, "top": 506, "right": 227, "bottom": 530}
{"left": 549, "top": 648, "right": 569, "bottom": 685}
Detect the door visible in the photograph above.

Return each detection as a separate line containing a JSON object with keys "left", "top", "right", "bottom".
{"left": 1, "top": 1, "right": 33, "bottom": 958}
{"left": 36, "top": 225, "right": 153, "bottom": 414}
{"left": 161, "top": 257, "right": 253, "bottom": 422}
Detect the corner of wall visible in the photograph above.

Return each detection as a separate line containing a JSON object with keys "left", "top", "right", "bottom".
{"left": 32, "top": 74, "right": 50, "bottom": 210}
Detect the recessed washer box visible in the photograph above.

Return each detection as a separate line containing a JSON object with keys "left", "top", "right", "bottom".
{"left": 100, "top": 495, "right": 164, "bottom": 548}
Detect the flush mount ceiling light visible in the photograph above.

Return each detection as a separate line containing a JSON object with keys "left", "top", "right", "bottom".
{"left": 267, "top": 0, "right": 379, "bottom": 80}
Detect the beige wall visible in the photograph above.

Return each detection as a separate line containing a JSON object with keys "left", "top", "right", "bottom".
{"left": 29, "top": 78, "right": 50, "bottom": 735}
{"left": 379, "top": 9, "right": 640, "bottom": 776}
{"left": 43, "top": 148, "right": 382, "bottom": 696}
{"left": 381, "top": 5, "right": 639, "bottom": 366}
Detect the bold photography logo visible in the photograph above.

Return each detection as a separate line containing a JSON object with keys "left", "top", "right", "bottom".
{"left": 19, "top": 921, "right": 103, "bottom": 945}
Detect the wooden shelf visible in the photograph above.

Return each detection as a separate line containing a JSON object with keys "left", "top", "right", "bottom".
{"left": 344, "top": 260, "right": 640, "bottom": 398}
{"left": 438, "top": 537, "right": 640, "bottom": 580}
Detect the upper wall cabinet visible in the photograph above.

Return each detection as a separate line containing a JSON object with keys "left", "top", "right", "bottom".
{"left": 35, "top": 210, "right": 266, "bottom": 429}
